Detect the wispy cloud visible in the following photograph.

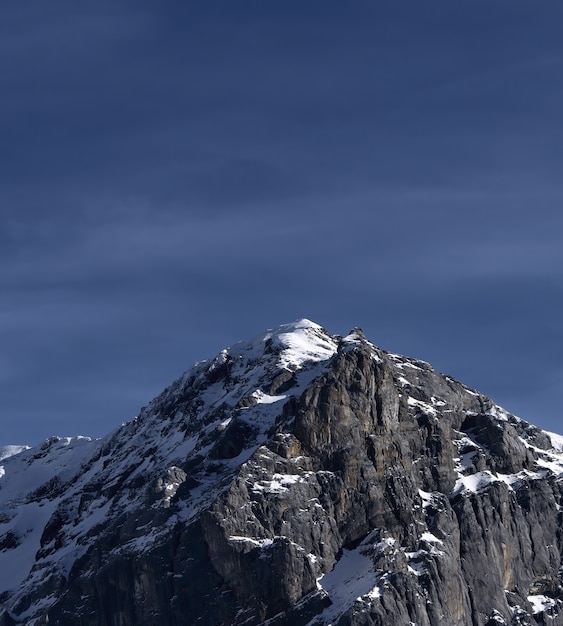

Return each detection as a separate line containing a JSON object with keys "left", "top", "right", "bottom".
{"left": 2, "top": 1, "right": 563, "bottom": 444}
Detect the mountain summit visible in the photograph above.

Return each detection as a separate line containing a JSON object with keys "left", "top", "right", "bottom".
{"left": 1, "top": 320, "right": 563, "bottom": 625}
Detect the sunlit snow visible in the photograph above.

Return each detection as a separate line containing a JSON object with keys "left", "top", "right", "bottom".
{"left": 527, "top": 594, "right": 558, "bottom": 614}
{"left": 314, "top": 544, "right": 382, "bottom": 623}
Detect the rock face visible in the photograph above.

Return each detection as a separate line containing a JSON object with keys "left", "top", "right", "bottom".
{"left": 1, "top": 320, "right": 563, "bottom": 625}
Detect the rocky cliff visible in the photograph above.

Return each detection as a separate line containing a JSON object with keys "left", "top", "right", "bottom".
{"left": 1, "top": 320, "right": 563, "bottom": 625}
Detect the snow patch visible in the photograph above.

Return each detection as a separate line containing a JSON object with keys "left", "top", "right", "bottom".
{"left": 228, "top": 536, "right": 274, "bottom": 549}
{"left": 407, "top": 561, "right": 426, "bottom": 577}
{"left": 464, "top": 388, "right": 479, "bottom": 397}
{"left": 315, "top": 544, "right": 382, "bottom": 622}
{"left": 408, "top": 397, "right": 437, "bottom": 416}
{"left": 451, "top": 469, "right": 548, "bottom": 496}
{"left": 389, "top": 354, "right": 425, "bottom": 372}
{"left": 452, "top": 471, "right": 499, "bottom": 495}
{"left": 251, "top": 390, "right": 287, "bottom": 405}
{"left": 536, "top": 457, "right": 563, "bottom": 476}
{"left": 418, "top": 489, "right": 433, "bottom": 507}
{"left": 252, "top": 473, "right": 304, "bottom": 494}
{"left": 421, "top": 532, "right": 443, "bottom": 545}
{"left": 527, "top": 594, "right": 557, "bottom": 614}
{"left": 488, "top": 609, "right": 507, "bottom": 624}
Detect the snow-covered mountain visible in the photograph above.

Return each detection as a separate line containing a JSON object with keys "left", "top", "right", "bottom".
{"left": 1, "top": 320, "right": 563, "bottom": 625}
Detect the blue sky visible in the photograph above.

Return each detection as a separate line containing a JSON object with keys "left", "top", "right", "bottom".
{"left": 2, "top": 1, "right": 563, "bottom": 445}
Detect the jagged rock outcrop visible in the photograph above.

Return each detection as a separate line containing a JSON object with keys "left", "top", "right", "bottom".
{"left": 1, "top": 320, "right": 562, "bottom": 625}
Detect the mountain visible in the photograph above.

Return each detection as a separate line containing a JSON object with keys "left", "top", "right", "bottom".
{"left": 1, "top": 319, "right": 563, "bottom": 626}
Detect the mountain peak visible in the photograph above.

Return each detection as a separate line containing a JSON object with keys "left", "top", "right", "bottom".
{"left": 260, "top": 318, "right": 338, "bottom": 370}
{"left": 2, "top": 322, "right": 563, "bottom": 625}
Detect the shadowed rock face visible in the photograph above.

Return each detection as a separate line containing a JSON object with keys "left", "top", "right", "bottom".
{"left": 1, "top": 321, "right": 563, "bottom": 626}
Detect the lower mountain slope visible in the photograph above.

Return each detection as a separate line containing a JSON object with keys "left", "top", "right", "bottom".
{"left": 1, "top": 320, "right": 563, "bottom": 626}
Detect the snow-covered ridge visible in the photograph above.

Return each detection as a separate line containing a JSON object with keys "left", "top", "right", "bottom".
{"left": 141, "top": 318, "right": 340, "bottom": 438}
{"left": 263, "top": 319, "right": 338, "bottom": 369}
{"left": 194, "top": 318, "right": 336, "bottom": 369}
{"left": 0, "top": 445, "right": 30, "bottom": 462}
